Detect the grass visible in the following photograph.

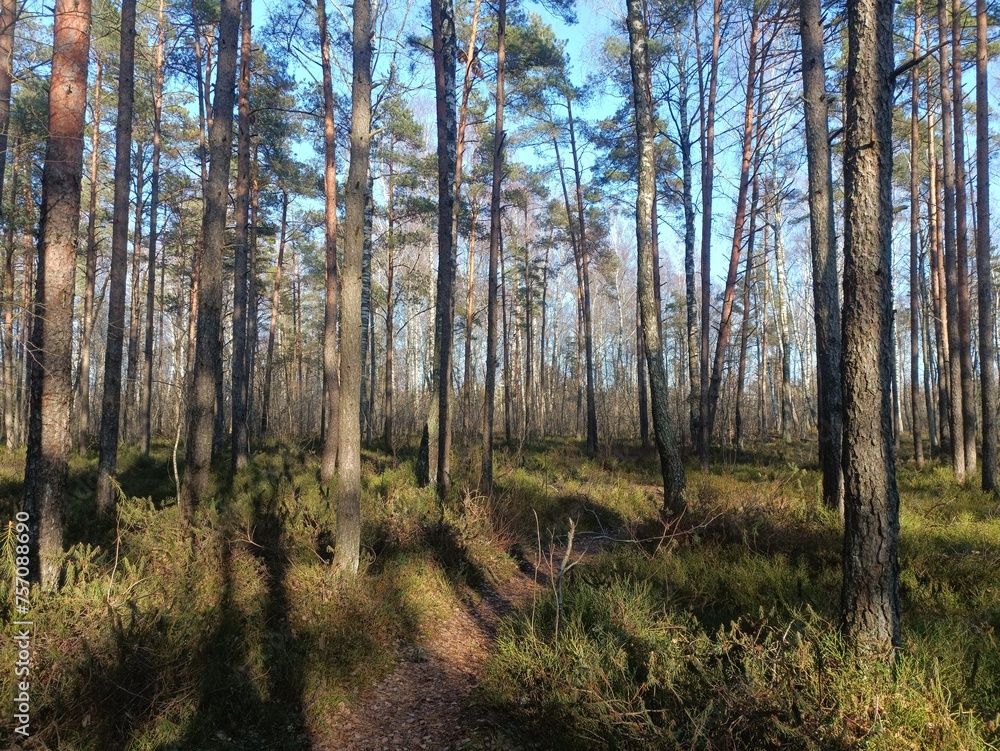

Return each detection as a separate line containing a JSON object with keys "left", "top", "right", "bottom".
{"left": 2, "top": 438, "right": 999, "bottom": 749}
{"left": 477, "top": 442, "right": 1000, "bottom": 750}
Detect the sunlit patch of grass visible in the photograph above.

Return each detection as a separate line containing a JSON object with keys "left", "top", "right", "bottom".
{"left": 476, "top": 444, "right": 1000, "bottom": 750}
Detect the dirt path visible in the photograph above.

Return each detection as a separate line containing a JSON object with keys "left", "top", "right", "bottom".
{"left": 312, "top": 569, "right": 538, "bottom": 751}
{"left": 313, "top": 533, "right": 613, "bottom": 751}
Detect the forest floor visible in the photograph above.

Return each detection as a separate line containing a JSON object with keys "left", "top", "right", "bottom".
{"left": 1, "top": 437, "right": 999, "bottom": 750}
{"left": 314, "top": 518, "right": 620, "bottom": 751}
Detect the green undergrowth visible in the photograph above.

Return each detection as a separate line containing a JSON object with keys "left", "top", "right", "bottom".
{"left": 3, "top": 440, "right": 1000, "bottom": 749}
{"left": 0, "top": 441, "right": 518, "bottom": 750}
{"left": 477, "top": 447, "right": 1000, "bottom": 750}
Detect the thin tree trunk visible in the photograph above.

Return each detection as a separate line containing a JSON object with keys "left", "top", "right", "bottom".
{"left": 95, "top": 0, "right": 136, "bottom": 513}
{"left": 261, "top": 190, "right": 287, "bottom": 435}
{"left": 319, "top": 0, "right": 340, "bottom": 483}
{"left": 920, "top": 247, "right": 939, "bottom": 454}
{"left": 181, "top": 0, "right": 241, "bottom": 516}
{"left": 696, "top": 0, "right": 721, "bottom": 469}
{"left": 24, "top": 0, "right": 92, "bottom": 586}
{"left": 772, "top": 205, "right": 794, "bottom": 443}
{"left": 231, "top": 0, "right": 252, "bottom": 470}
{"left": 141, "top": 0, "right": 165, "bottom": 456}
{"left": 927, "top": 106, "right": 951, "bottom": 449}
{"left": 909, "top": 1, "right": 924, "bottom": 467}
{"left": 462, "top": 193, "right": 477, "bottom": 438}
{"left": 706, "top": 11, "right": 759, "bottom": 441}
{"left": 480, "top": 0, "right": 505, "bottom": 496}
{"left": 800, "top": 0, "right": 844, "bottom": 511}
{"left": 75, "top": 57, "right": 100, "bottom": 450}
{"left": 384, "top": 159, "right": 396, "bottom": 449}
{"left": 675, "top": 39, "right": 698, "bottom": 446}
{"left": 637, "top": 296, "right": 649, "bottom": 446}
{"left": 333, "top": 0, "right": 371, "bottom": 576}
{"left": 125, "top": 147, "right": 145, "bottom": 442}
{"left": 975, "top": 0, "right": 996, "bottom": 491}
{"left": 2, "top": 141, "right": 18, "bottom": 448}
{"left": 735, "top": 163, "right": 760, "bottom": 451}
{"left": 627, "top": 0, "right": 685, "bottom": 516}
{"left": 937, "top": 0, "right": 966, "bottom": 481}
{"left": 840, "top": 0, "right": 900, "bottom": 654}
{"left": 567, "top": 97, "right": 598, "bottom": 453}
{"left": 952, "top": 0, "right": 976, "bottom": 474}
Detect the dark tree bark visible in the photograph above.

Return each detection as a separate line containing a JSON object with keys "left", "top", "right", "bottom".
{"left": 627, "top": 0, "right": 686, "bottom": 516}
{"left": 675, "top": 39, "right": 698, "bottom": 447}
{"left": 696, "top": 0, "right": 720, "bottom": 469}
{"left": 434, "top": 0, "right": 457, "bottom": 497}
{"left": 95, "top": 0, "right": 136, "bottom": 514}
{"left": 909, "top": 0, "right": 924, "bottom": 468}
{"left": 480, "top": 0, "right": 505, "bottom": 497}
{"left": 384, "top": 158, "right": 397, "bottom": 448}
{"left": 319, "top": 0, "right": 340, "bottom": 484}
{"left": 141, "top": 0, "right": 165, "bottom": 456}
{"left": 333, "top": 0, "right": 371, "bottom": 575}
{"left": 261, "top": 190, "right": 287, "bottom": 435}
{"left": 181, "top": 0, "right": 241, "bottom": 516}
{"left": 800, "top": 0, "right": 844, "bottom": 511}
{"left": 75, "top": 56, "right": 100, "bottom": 450}
{"left": 975, "top": 0, "right": 996, "bottom": 491}
{"left": 231, "top": 0, "right": 252, "bottom": 470}
{"left": 24, "top": 0, "right": 92, "bottom": 587}
{"left": 840, "top": 0, "right": 901, "bottom": 654}
{"left": 937, "top": 0, "right": 966, "bottom": 481}
{"left": 567, "top": 96, "right": 598, "bottom": 453}
{"left": 927, "top": 105, "right": 951, "bottom": 451}
{"left": 2, "top": 141, "right": 18, "bottom": 448}
{"left": 951, "top": 0, "right": 976, "bottom": 475}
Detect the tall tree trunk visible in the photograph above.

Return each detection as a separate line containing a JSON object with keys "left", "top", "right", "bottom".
{"left": 975, "top": 0, "right": 996, "bottom": 491}
{"left": 501, "top": 233, "right": 512, "bottom": 444}
{"left": 567, "top": 97, "right": 598, "bottom": 453}
{"left": 384, "top": 159, "right": 396, "bottom": 448}
{"left": 434, "top": 0, "right": 457, "bottom": 497}
{"left": 909, "top": 1, "right": 924, "bottom": 468}
{"left": 696, "top": 0, "right": 721, "bottom": 469}
{"left": 24, "top": 0, "right": 92, "bottom": 586}
{"left": 627, "top": 0, "right": 686, "bottom": 516}
{"left": 840, "top": 0, "right": 900, "bottom": 654}
{"left": 462, "top": 192, "right": 477, "bottom": 438}
{"left": 95, "top": 0, "right": 136, "bottom": 514}
{"left": 319, "top": 0, "right": 340, "bottom": 484}
{"left": 735, "top": 163, "right": 760, "bottom": 452}
{"left": 637, "top": 297, "right": 650, "bottom": 446}
{"left": 675, "top": 39, "right": 698, "bottom": 446}
{"left": 75, "top": 57, "right": 100, "bottom": 450}
{"left": 231, "top": 0, "right": 252, "bottom": 470}
{"left": 920, "top": 248, "right": 939, "bottom": 454}
{"left": 2, "top": 141, "right": 18, "bottom": 448}
{"left": 937, "top": 0, "right": 966, "bottom": 481}
{"left": 772, "top": 205, "right": 794, "bottom": 443}
{"left": 800, "top": 0, "right": 844, "bottom": 511}
{"left": 125, "top": 147, "right": 144, "bottom": 441}
{"left": 927, "top": 105, "right": 951, "bottom": 450}
{"left": 141, "top": 0, "right": 165, "bottom": 456}
{"left": 480, "top": 0, "right": 505, "bottom": 496}
{"left": 706, "top": 11, "right": 759, "bottom": 442}
{"left": 361, "top": 184, "right": 373, "bottom": 443}
{"left": 261, "top": 190, "right": 287, "bottom": 435}
{"left": 0, "top": 0, "right": 13, "bottom": 446}
{"left": 952, "top": 0, "right": 976, "bottom": 474}
{"left": 181, "top": 0, "right": 241, "bottom": 516}
{"left": 333, "top": 0, "right": 371, "bottom": 576}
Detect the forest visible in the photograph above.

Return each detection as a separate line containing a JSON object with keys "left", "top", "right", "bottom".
{"left": 1, "top": 0, "right": 1000, "bottom": 745}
